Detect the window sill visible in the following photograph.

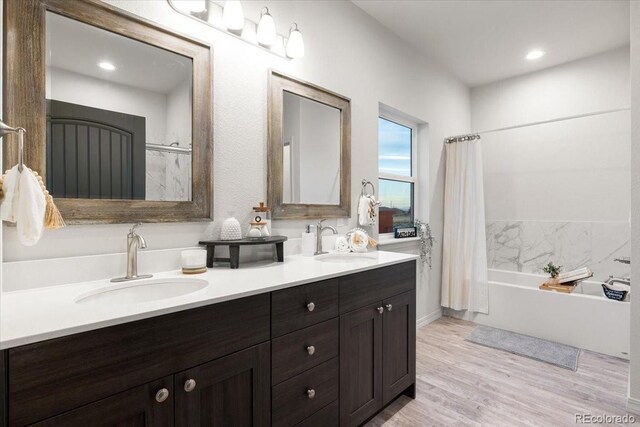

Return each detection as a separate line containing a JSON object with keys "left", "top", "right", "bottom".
{"left": 377, "top": 236, "right": 421, "bottom": 247}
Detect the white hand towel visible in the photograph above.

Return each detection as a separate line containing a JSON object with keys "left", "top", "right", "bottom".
{"left": 0, "top": 166, "right": 46, "bottom": 246}
{"left": 358, "top": 195, "right": 369, "bottom": 226}
{"left": 17, "top": 168, "right": 46, "bottom": 246}
{"left": 0, "top": 166, "right": 19, "bottom": 222}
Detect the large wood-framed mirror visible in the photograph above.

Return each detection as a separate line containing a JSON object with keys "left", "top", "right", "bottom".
{"left": 268, "top": 71, "right": 351, "bottom": 219}
{"left": 3, "top": 0, "right": 213, "bottom": 223}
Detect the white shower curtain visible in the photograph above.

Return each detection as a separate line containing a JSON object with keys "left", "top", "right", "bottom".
{"left": 441, "top": 139, "right": 489, "bottom": 314}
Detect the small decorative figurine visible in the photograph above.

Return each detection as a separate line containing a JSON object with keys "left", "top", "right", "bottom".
{"left": 252, "top": 202, "right": 271, "bottom": 236}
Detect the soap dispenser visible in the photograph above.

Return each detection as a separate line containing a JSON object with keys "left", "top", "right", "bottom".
{"left": 301, "top": 224, "right": 315, "bottom": 256}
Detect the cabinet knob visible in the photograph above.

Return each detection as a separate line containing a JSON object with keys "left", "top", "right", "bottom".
{"left": 307, "top": 389, "right": 316, "bottom": 399}
{"left": 155, "top": 388, "right": 169, "bottom": 403}
{"left": 184, "top": 379, "right": 197, "bottom": 392}
{"left": 386, "top": 304, "right": 393, "bottom": 312}
{"left": 307, "top": 302, "right": 315, "bottom": 312}
{"left": 306, "top": 345, "right": 316, "bottom": 355}
{"left": 377, "top": 306, "right": 384, "bottom": 314}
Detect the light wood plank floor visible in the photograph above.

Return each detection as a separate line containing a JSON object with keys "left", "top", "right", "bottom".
{"left": 366, "top": 316, "right": 636, "bottom": 427}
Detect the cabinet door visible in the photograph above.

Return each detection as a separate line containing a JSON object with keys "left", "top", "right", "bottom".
{"left": 30, "top": 376, "right": 173, "bottom": 427}
{"left": 339, "top": 302, "right": 383, "bottom": 427}
{"left": 175, "top": 342, "right": 270, "bottom": 427}
{"left": 382, "top": 290, "right": 416, "bottom": 405}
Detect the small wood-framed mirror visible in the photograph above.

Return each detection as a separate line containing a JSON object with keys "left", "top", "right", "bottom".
{"left": 268, "top": 71, "right": 351, "bottom": 219}
{"left": 3, "top": 0, "right": 213, "bottom": 223}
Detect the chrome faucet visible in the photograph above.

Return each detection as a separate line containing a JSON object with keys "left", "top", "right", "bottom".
{"left": 312, "top": 219, "right": 338, "bottom": 255}
{"left": 111, "top": 223, "right": 153, "bottom": 282}
{"left": 604, "top": 257, "right": 631, "bottom": 287}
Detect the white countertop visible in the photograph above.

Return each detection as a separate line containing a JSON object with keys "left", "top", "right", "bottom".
{"left": 0, "top": 250, "right": 417, "bottom": 350}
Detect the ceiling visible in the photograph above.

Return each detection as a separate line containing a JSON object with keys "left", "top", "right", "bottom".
{"left": 46, "top": 12, "right": 192, "bottom": 94}
{"left": 352, "top": 0, "right": 630, "bottom": 87}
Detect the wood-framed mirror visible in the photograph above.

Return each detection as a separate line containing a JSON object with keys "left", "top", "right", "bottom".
{"left": 267, "top": 70, "right": 351, "bottom": 219}
{"left": 3, "top": 0, "right": 213, "bottom": 223}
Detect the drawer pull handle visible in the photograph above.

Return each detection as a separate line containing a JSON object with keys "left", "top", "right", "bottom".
{"left": 155, "top": 388, "right": 169, "bottom": 403}
{"left": 386, "top": 304, "right": 393, "bottom": 311}
{"left": 184, "top": 379, "right": 197, "bottom": 392}
{"left": 306, "top": 345, "right": 316, "bottom": 355}
{"left": 307, "top": 389, "right": 316, "bottom": 399}
{"left": 377, "top": 306, "right": 384, "bottom": 314}
{"left": 307, "top": 302, "right": 315, "bottom": 312}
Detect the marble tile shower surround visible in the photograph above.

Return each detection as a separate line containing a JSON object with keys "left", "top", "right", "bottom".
{"left": 486, "top": 220, "right": 630, "bottom": 281}
{"left": 145, "top": 148, "right": 192, "bottom": 201}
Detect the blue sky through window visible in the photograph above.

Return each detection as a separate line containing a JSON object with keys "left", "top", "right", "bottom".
{"left": 378, "top": 117, "right": 412, "bottom": 176}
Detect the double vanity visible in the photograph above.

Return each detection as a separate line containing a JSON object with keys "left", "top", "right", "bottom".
{"left": 0, "top": 252, "right": 417, "bottom": 426}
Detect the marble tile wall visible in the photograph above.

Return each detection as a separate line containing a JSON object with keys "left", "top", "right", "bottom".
{"left": 486, "top": 221, "right": 630, "bottom": 281}
{"left": 145, "top": 149, "right": 192, "bottom": 201}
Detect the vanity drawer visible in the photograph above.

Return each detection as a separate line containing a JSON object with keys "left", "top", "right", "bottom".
{"left": 272, "top": 318, "right": 339, "bottom": 384}
{"left": 295, "top": 400, "right": 339, "bottom": 427}
{"left": 272, "top": 279, "right": 339, "bottom": 337}
{"left": 272, "top": 357, "right": 339, "bottom": 427}
{"left": 340, "top": 261, "right": 416, "bottom": 314}
{"left": 8, "top": 294, "right": 270, "bottom": 426}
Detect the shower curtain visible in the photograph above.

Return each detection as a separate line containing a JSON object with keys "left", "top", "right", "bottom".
{"left": 441, "top": 138, "right": 489, "bottom": 314}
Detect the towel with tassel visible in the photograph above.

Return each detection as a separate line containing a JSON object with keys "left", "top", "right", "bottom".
{"left": 358, "top": 195, "right": 379, "bottom": 226}
{"left": 0, "top": 166, "right": 65, "bottom": 246}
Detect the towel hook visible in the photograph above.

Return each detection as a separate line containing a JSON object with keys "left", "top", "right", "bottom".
{"left": 0, "top": 120, "right": 27, "bottom": 172}
{"left": 361, "top": 179, "right": 375, "bottom": 197}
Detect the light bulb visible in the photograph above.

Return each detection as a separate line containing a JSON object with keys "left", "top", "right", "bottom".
{"left": 98, "top": 61, "right": 116, "bottom": 71}
{"left": 223, "top": 1, "right": 244, "bottom": 31}
{"left": 286, "top": 23, "right": 304, "bottom": 59}
{"left": 257, "top": 7, "right": 276, "bottom": 47}
{"left": 173, "top": 0, "right": 206, "bottom": 13}
{"left": 525, "top": 49, "right": 545, "bottom": 60}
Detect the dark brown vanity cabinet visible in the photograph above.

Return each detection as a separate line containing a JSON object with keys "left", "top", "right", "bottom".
{"left": 0, "top": 261, "right": 416, "bottom": 427}
{"left": 339, "top": 264, "right": 417, "bottom": 427}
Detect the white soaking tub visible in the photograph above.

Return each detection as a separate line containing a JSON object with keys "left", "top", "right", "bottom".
{"left": 467, "top": 269, "right": 629, "bottom": 359}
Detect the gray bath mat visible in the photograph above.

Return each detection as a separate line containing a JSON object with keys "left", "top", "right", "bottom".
{"left": 466, "top": 325, "right": 580, "bottom": 371}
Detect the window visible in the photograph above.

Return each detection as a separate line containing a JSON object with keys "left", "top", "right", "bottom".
{"left": 378, "top": 115, "right": 417, "bottom": 234}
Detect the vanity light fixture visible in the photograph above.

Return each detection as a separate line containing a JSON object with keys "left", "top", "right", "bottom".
{"left": 174, "top": 0, "right": 206, "bottom": 13}
{"left": 525, "top": 49, "right": 545, "bottom": 60}
{"left": 257, "top": 7, "right": 276, "bottom": 47}
{"left": 98, "top": 61, "right": 116, "bottom": 71}
{"left": 286, "top": 23, "right": 304, "bottom": 59}
{"left": 222, "top": 0, "right": 244, "bottom": 31}
{"left": 167, "top": 0, "right": 303, "bottom": 61}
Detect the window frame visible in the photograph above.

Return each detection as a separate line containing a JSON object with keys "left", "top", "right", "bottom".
{"left": 377, "top": 111, "right": 418, "bottom": 236}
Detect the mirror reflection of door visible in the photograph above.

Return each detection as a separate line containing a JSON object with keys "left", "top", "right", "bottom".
{"left": 46, "top": 100, "right": 146, "bottom": 199}
{"left": 45, "top": 11, "right": 193, "bottom": 202}
{"left": 282, "top": 91, "right": 341, "bottom": 205}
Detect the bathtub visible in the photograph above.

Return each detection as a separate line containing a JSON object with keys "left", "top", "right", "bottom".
{"left": 466, "top": 269, "right": 630, "bottom": 359}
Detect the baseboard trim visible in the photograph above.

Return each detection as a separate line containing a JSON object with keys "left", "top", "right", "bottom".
{"left": 417, "top": 309, "right": 442, "bottom": 328}
{"left": 627, "top": 396, "right": 640, "bottom": 415}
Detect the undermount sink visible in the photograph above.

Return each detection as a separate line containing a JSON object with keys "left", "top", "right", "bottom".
{"left": 315, "top": 252, "right": 378, "bottom": 263}
{"left": 75, "top": 277, "right": 209, "bottom": 304}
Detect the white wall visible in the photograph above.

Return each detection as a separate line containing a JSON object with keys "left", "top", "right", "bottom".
{"left": 472, "top": 47, "right": 631, "bottom": 281}
{"left": 2, "top": 0, "right": 470, "bottom": 323}
{"left": 48, "top": 66, "right": 169, "bottom": 145}
{"left": 471, "top": 47, "right": 630, "bottom": 131}
{"left": 628, "top": 0, "right": 640, "bottom": 412}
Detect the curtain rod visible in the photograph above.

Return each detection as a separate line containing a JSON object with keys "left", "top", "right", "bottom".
{"left": 146, "top": 143, "right": 192, "bottom": 154}
{"left": 444, "top": 134, "right": 480, "bottom": 144}
{"left": 476, "top": 107, "right": 631, "bottom": 135}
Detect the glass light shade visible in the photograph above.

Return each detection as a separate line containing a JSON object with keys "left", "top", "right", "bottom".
{"left": 257, "top": 9, "right": 276, "bottom": 46}
{"left": 286, "top": 27, "right": 304, "bottom": 59}
{"left": 222, "top": 1, "right": 244, "bottom": 31}
{"left": 173, "top": 0, "right": 206, "bottom": 13}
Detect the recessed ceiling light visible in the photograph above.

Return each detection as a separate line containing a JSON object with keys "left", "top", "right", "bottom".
{"left": 98, "top": 61, "right": 116, "bottom": 71}
{"left": 525, "top": 50, "right": 545, "bottom": 60}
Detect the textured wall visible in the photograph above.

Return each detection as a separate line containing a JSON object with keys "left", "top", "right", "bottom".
{"left": 1, "top": 0, "right": 471, "bottom": 322}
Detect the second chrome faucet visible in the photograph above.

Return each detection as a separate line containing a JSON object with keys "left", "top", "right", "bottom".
{"left": 312, "top": 219, "right": 338, "bottom": 255}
